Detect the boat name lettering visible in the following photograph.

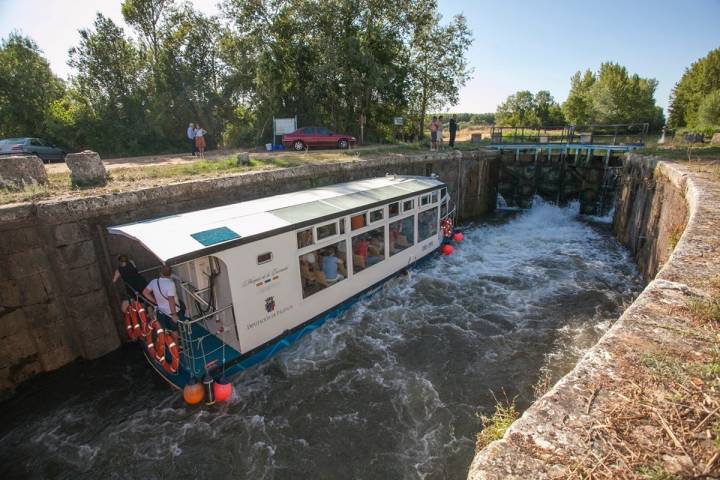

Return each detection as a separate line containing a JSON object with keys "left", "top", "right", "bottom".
{"left": 242, "top": 265, "right": 289, "bottom": 287}
{"left": 246, "top": 305, "right": 294, "bottom": 330}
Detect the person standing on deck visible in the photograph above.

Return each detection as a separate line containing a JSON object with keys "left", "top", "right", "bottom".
{"left": 143, "top": 265, "right": 181, "bottom": 331}
{"left": 449, "top": 115, "right": 458, "bottom": 148}
{"left": 112, "top": 254, "right": 149, "bottom": 313}
{"left": 187, "top": 123, "right": 196, "bottom": 156}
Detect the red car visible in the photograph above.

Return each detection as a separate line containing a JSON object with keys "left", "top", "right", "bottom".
{"left": 282, "top": 127, "right": 356, "bottom": 151}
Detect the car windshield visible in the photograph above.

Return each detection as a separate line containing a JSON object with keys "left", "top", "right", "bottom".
{"left": 317, "top": 128, "right": 330, "bottom": 135}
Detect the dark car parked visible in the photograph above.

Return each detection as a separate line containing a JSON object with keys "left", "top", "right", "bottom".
{"left": 0, "top": 137, "right": 66, "bottom": 163}
{"left": 282, "top": 127, "right": 356, "bottom": 151}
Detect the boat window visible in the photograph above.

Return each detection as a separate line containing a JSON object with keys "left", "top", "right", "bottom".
{"left": 257, "top": 252, "right": 273, "bottom": 264}
{"left": 350, "top": 212, "right": 366, "bottom": 230}
{"left": 440, "top": 187, "right": 447, "bottom": 199}
{"left": 299, "top": 240, "right": 348, "bottom": 298}
{"left": 389, "top": 202, "right": 400, "bottom": 218}
{"left": 369, "top": 209, "right": 383, "bottom": 223}
{"left": 440, "top": 200, "right": 448, "bottom": 218}
{"left": 402, "top": 199, "right": 414, "bottom": 212}
{"left": 297, "top": 228, "right": 314, "bottom": 248}
{"left": 420, "top": 194, "right": 430, "bottom": 206}
{"left": 418, "top": 207, "right": 438, "bottom": 241}
{"left": 351, "top": 226, "right": 385, "bottom": 273}
{"left": 316, "top": 222, "right": 337, "bottom": 241}
{"left": 389, "top": 217, "right": 414, "bottom": 256}
{"left": 339, "top": 218, "right": 345, "bottom": 234}
{"left": 431, "top": 191, "right": 439, "bottom": 203}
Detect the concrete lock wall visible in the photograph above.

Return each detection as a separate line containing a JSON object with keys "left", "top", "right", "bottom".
{"left": 0, "top": 149, "right": 500, "bottom": 399}
{"left": 467, "top": 153, "right": 720, "bottom": 479}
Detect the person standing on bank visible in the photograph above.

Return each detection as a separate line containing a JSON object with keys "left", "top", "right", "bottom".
{"left": 449, "top": 115, "right": 458, "bottom": 148}
{"left": 187, "top": 123, "right": 196, "bottom": 156}
{"left": 195, "top": 123, "right": 207, "bottom": 158}
{"left": 428, "top": 116, "right": 439, "bottom": 151}
{"left": 437, "top": 115, "right": 444, "bottom": 149}
{"left": 143, "top": 265, "right": 181, "bottom": 330}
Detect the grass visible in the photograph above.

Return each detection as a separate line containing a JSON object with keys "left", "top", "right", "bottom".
{"left": 638, "top": 144, "right": 720, "bottom": 161}
{"left": 475, "top": 393, "right": 519, "bottom": 452}
{"left": 636, "top": 465, "right": 681, "bottom": 480}
{"left": 688, "top": 277, "right": 720, "bottom": 325}
{"left": 0, "top": 142, "right": 448, "bottom": 206}
{"left": 667, "top": 223, "right": 685, "bottom": 251}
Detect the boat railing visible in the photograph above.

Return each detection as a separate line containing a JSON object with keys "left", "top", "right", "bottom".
{"left": 176, "top": 304, "right": 237, "bottom": 378}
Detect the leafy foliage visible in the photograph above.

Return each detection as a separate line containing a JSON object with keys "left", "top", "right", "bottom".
{"left": 495, "top": 90, "right": 564, "bottom": 127}
{"left": 668, "top": 47, "right": 720, "bottom": 130}
{"left": 0, "top": 33, "right": 65, "bottom": 138}
{"left": 563, "top": 63, "right": 664, "bottom": 130}
{"left": 0, "top": 0, "right": 473, "bottom": 155}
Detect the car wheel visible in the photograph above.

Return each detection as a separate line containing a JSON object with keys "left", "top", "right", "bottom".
{"left": 293, "top": 140, "right": 305, "bottom": 151}
{"left": 338, "top": 139, "right": 349, "bottom": 149}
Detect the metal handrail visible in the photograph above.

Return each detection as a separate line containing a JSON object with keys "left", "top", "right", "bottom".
{"left": 179, "top": 304, "right": 234, "bottom": 326}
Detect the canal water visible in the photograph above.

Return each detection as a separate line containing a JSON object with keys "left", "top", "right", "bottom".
{"left": 0, "top": 201, "right": 642, "bottom": 480}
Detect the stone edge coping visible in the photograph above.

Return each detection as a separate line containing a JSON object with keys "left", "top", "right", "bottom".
{"left": 0, "top": 149, "right": 497, "bottom": 225}
{"left": 467, "top": 155, "right": 720, "bottom": 479}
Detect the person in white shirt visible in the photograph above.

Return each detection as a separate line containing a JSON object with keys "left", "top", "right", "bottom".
{"left": 143, "top": 265, "right": 181, "bottom": 329}
{"left": 195, "top": 124, "right": 207, "bottom": 158}
{"left": 186, "top": 123, "right": 196, "bottom": 156}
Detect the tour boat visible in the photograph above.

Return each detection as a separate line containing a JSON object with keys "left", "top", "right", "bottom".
{"left": 108, "top": 175, "right": 455, "bottom": 394}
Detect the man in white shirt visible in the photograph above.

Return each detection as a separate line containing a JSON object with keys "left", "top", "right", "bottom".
{"left": 143, "top": 265, "right": 181, "bottom": 328}
{"left": 187, "top": 123, "right": 196, "bottom": 156}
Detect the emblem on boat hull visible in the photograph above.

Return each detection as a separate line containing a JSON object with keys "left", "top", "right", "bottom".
{"left": 265, "top": 296, "right": 276, "bottom": 313}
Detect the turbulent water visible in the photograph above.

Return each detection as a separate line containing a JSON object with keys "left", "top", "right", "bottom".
{"left": 0, "top": 201, "right": 642, "bottom": 480}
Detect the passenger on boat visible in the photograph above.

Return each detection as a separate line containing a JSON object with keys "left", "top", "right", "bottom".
{"left": 321, "top": 247, "right": 346, "bottom": 283}
{"left": 300, "top": 252, "right": 324, "bottom": 287}
{"left": 353, "top": 237, "right": 369, "bottom": 270}
{"left": 112, "top": 254, "right": 149, "bottom": 312}
{"left": 389, "top": 224, "right": 411, "bottom": 253}
{"left": 367, "top": 235, "right": 384, "bottom": 266}
{"left": 143, "top": 265, "right": 182, "bottom": 330}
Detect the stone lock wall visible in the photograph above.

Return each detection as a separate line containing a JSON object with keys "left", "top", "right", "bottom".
{"left": 0, "top": 149, "right": 500, "bottom": 399}
{"left": 467, "top": 154, "right": 716, "bottom": 479}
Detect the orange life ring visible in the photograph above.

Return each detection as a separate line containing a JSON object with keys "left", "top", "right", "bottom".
{"left": 132, "top": 301, "right": 150, "bottom": 337}
{"left": 144, "top": 318, "right": 162, "bottom": 359}
{"left": 123, "top": 309, "right": 136, "bottom": 340}
{"left": 159, "top": 333, "right": 180, "bottom": 374}
{"left": 128, "top": 303, "right": 142, "bottom": 339}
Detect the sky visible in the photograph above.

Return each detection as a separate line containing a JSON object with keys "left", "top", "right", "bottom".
{"left": 1, "top": 0, "right": 719, "bottom": 114}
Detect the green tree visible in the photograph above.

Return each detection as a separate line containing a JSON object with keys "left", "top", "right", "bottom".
{"left": 668, "top": 47, "right": 720, "bottom": 129}
{"left": 68, "top": 13, "right": 149, "bottom": 153}
{"left": 563, "top": 70, "right": 595, "bottom": 125}
{"left": 697, "top": 89, "right": 720, "bottom": 129}
{"left": 496, "top": 90, "right": 537, "bottom": 126}
{"left": 533, "top": 90, "right": 565, "bottom": 126}
{"left": 561, "top": 63, "right": 663, "bottom": 129}
{"left": 0, "top": 33, "right": 65, "bottom": 138}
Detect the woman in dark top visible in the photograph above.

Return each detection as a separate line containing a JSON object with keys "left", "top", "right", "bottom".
{"left": 112, "top": 255, "right": 149, "bottom": 311}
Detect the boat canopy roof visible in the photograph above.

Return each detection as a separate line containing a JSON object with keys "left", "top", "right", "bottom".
{"left": 108, "top": 176, "right": 445, "bottom": 264}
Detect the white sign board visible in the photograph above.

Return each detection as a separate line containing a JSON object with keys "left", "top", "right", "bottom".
{"left": 274, "top": 118, "right": 297, "bottom": 135}
{"left": 393, "top": 117, "right": 404, "bottom": 126}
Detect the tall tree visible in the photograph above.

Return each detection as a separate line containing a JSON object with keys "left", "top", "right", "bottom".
{"left": 406, "top": 4, "right": 473, "bottom": 138}
{"left": 0, "top": 33, "right": 65, "bottom": 137}
{"left": 668, "top": 47, "right": 720, "bottom": 129}
{"left": 495, "top": 90, "right": 538, "bottom": 126}
{"left": 561, "top": 63, "right": 663, "bottom": 129}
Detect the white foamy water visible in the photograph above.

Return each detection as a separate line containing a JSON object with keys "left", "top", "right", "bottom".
{"left": 0, "top": 203, "right": 641, "bottom": 480}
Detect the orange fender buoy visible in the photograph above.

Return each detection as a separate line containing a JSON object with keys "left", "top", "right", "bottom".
{"left": 183, "top": 379, "right": 204, "bottom": 405}
{"left": 213, "top": 378, "right": 233, "bottom": 403}
{"left": 441, "top": 244, "right": 454, "bottom": 256}
{"left": 453, "top": 232, "right": 464, "bottom": 243}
